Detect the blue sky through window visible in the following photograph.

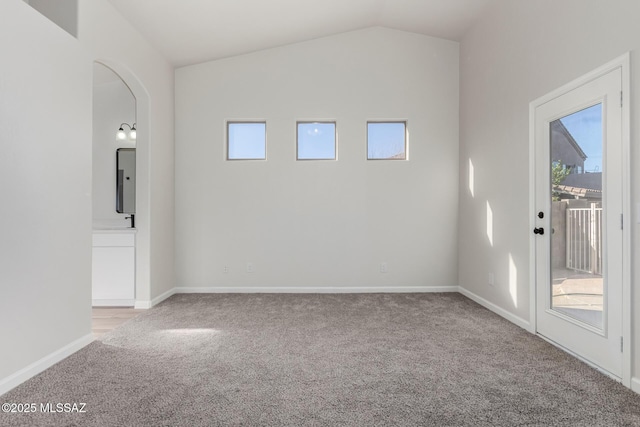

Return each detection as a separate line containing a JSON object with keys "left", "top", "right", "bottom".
{"left": 228, "top": 122, "right": 266, "bottom": 159}
{"left": 559, "top": 104, "right": 602, "bottom": 172}
{"left": 367, "top": 122, "right": 406, "bottom": 159}
{"left": 297, "top": 122, "right": 336, "bottom": 160}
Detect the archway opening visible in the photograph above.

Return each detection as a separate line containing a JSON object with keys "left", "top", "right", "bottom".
{"left": 92, "top": 61, "right": 151, "bottom": 312}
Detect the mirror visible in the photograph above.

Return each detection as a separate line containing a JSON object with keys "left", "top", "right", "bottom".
{"left": 116, "top": 148, "right": 136, "bottom": 214}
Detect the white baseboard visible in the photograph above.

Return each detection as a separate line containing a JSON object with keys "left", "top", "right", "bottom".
{"left": 0, "top": 334, "right": 94, "bottom": 396}
{"left": 632, "top": 377, "right": 640, "bottom": 395}
{"left": 175, "top": 286, "right": 460, "bottom": 294}
{"left": 92, "top": 299, "right": 134, "bottom": 307}
{"left": 458, "top": 286, "right": 531, "bottom": 332}
{"left": 135, "top": 288, "right": 176, "bottom": 309}
{"left": 134, "top": 300, "right": 152, "bottom": 309}
{"left": 151, "top": 288, "right": 176, "bottom": 306}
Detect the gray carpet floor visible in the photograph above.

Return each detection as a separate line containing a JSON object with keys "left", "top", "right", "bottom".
{"left": 1, "top": 293, "right": 639, "bottom": 426}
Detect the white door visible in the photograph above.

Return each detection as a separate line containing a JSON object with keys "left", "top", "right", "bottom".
{"left": 533, "top": 67, "right": 623, "bottom": 378}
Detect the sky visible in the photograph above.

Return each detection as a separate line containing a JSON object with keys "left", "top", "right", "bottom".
{"left": 297, "top": 122, "right": 335, "bottom": 159}
{"left": 367, "top": 122, "right": 405, "bottom": 159}
{"left": 559, "top": 103, "right": 602, "bottom": 172}
{"left": 228, "top": 122, "right": 266, "bottom": 159}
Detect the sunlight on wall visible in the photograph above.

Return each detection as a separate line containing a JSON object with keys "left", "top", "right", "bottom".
{"left": 509, "top": 253, "right": 518, "bottom": 307}
{"left": 468, "top": 158, "right": 475, "bottom": 197}
{"left": 486, "top": 201, "right": 493, "bottom": 246}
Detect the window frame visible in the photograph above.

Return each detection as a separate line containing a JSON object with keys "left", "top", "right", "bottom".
{"left": 296, "top": 121, "right": 337, "bottom": 161}
{"left": 226, "top": 120, "right": 267, "bottom": 161}
{"left": 366, "top": 120, "right": 408, "bottom": 161}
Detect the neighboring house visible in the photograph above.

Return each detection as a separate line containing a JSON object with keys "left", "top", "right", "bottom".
{"left": 551, "top": 119, "right": 586, "bottom": 174}
{"left": 551, "top": 119, "right": 602, "bottom": 200}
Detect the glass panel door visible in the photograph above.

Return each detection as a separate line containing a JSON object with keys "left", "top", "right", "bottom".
{"left": 534, "top": 64, "right": 623, "bottom": 379}
{"left": 549, "top": 105, "right": 603, "bottom": 329}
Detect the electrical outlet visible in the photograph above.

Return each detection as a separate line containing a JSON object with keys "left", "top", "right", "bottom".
{"left": 223, "top": 266, "right": 229, "bottom": 274}
{"left": 246, "top": 263, "right": 254, "bottom": 273}
{"left": 488, "top": 273, "right": 495, "bottom": 287}
{"left": 380, "top": 262, "right": 388, "bottom": 273}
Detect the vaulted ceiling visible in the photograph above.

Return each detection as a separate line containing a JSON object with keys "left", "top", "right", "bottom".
{"left": 107, "top": 0, "right": 494, "bottom": 67}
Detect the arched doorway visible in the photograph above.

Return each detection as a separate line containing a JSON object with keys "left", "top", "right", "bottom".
{"left": 92, "top": 61, "right": 151, "bottom": 308}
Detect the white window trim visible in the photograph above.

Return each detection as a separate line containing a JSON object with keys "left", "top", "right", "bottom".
{"left": 226, "top": 120, "right": 267, "bottom": 161}
{"left": 366, "top": 120, "right": 408, "bottom": 161}
{"left": 296, "top": 120, "right": 338, "bottom": 161}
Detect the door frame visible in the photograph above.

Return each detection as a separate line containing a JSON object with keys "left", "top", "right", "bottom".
{"left": 528, "top": 53, "right": 631, "bottom": 387}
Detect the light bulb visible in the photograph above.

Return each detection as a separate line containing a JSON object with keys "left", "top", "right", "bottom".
{"left": 129, "top": 129, "right": 137, "bottom": 140}
{"left": 116, "top": 128, "right": 127, "bottom": 140}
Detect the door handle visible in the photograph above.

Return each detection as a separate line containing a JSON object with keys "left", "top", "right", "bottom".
{"left": 533, "top": 227, "right": 545, "bottom": 235}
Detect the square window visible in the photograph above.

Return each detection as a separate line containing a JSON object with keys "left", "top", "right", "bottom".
{"left": 367, "top": 121, "right": 407, "bottom": 160}
{"left": 227, "top": 122, "right": 266, "bottom": 160}
{"left": 297, "top": 122, "right": 336, "bottom": 160}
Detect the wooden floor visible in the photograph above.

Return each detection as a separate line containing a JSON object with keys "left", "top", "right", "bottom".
{"left": 92, "top": 307, "right": 144, "bottom": 339}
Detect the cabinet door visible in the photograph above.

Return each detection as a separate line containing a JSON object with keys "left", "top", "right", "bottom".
{"left": 92, "top": 247, "right": 135, "bottom": 300}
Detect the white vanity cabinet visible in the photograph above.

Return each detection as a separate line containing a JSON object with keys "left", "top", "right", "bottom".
{"left": 92, "top": 230, "right": 135, "bottom": 306}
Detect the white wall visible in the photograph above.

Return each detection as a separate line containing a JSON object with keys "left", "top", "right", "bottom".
{"left": 0, "top": 0, "right": 92, "bottom": 388}
{"left": 175, "top": 27, "right": 459, "bottom": 290}
{"left": 458, "top": 0, "right": 640, "bottom": 384}
{"left": 92, "top": 69, "right": 136, "bottom": 227}
{"left": 0, "top": 0, "right": 174, "bottom": 393}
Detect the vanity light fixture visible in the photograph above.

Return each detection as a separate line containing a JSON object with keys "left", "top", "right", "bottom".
{"left": 116, "top": 123, "right": 137, "bottom": 141}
